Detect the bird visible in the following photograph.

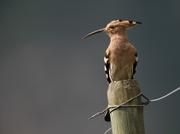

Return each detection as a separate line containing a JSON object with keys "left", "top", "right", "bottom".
{"left": 83, "top": 19, "right": 141, "bottom": 121}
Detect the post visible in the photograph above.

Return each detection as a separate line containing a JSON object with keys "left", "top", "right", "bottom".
{"left": 107, "top": 80, "right": 145, "bottom": 134}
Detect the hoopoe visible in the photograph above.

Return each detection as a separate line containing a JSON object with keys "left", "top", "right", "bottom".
{"left": 83, "top": 19, "right": 141, "bottom": 121}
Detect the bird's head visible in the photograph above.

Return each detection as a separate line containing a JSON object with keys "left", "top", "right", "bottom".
{"left": 83, "top": 19, "right": 141, "bottom": 39}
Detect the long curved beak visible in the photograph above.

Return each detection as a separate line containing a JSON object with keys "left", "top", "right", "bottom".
{"left": 82, "top": 28, "right": 105, "bottom": 39}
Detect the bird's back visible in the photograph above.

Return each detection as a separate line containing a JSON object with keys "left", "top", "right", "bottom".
{"left": 104, "top": 40, "right": 137, "bottom": 82}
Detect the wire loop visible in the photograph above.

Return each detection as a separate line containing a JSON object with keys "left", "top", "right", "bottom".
{"left": 89, "top": 86, "right": 180, "bottom": 120}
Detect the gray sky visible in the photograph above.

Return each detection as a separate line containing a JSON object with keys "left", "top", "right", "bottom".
{"left": 0, "top": 0, "right": 180, "bottom": 134}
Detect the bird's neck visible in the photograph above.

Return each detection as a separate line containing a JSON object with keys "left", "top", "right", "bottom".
{"left": 110, "top": 34, "right": 129, "bottom": 44}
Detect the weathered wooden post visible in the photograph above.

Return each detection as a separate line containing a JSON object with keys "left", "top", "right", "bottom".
{"left": 107, "top": 80, "right": 145, "bottom": 134}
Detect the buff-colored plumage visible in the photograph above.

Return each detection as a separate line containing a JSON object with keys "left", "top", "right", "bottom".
{"left": 84, "top": 19, "right": 141, "bottom": 121}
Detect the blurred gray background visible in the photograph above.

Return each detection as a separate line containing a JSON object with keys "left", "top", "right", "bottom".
{"left": 0, "top": 0, "right": 180, "bottom": 134}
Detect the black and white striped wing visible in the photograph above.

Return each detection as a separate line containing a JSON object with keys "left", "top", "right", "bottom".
{"left": 104, "top": 51, "right": 112, "bottom": 121}
{"left": 132, "top": 52, "right": 138, "bottom": 79}
{"left": 104, "top": 51, "right": 112, "bottom": 83}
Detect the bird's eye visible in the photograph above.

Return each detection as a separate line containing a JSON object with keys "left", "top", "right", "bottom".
{"left": 109, "top": 26, "right": 115, "bottom": 29}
